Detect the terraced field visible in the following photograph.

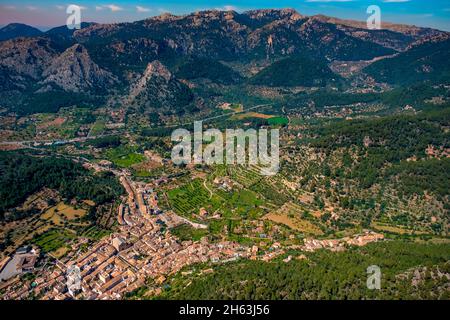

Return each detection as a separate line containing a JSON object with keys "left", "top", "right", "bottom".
{"left": 167, "top": 179, "right": 224, "bottom": 216}
{"left": 264, "top": 202, "right": 324, "bottom": 236}
{"left": 31, "top": 229, "right": 76, "bottom": 253}
{"left": 80, "top": 225, "right": 112, "bottom": 240}
{"left": 228, "top": 165, "right": 293, "bottom": 206}
{"left": 228, "top": 165, "right": 263, "bottom": 188}
{"left": 371, "top": 222, "right": 429, "bottom": 235}
{"left": 40, "top": 202, "right": 88, "bottom": 226}
{"left": 167, "top": 176, "right": 266, "bottom": 220}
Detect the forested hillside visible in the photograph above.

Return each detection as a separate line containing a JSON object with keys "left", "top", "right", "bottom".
{"left": 0, "top": 152, "right": 124, "bottom": 220}
{"left": 249, "top": 55, "right": 341, "bottom": 87}
{"left": 364, "top": 37, "right": 450, "bottom": 85}
{"left": 158, "top": 241, "right": 450, "bottom": 300}
{"left": 309, "top": 108, "right": 450, "bottom": 190}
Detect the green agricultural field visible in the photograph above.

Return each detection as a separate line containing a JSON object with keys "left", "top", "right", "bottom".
{"left": 106, "top": 147, "right": 145, "bottom": 167}
{"left": 268, "top": 116, "right": 289, "bottom": 126}
{"left": 80, "top": 225, "right": 112, "bottom": 240}
{"left": 219, "top": 189, "right": 264, "bottom": 219}
{"left": 167, "top": 179, "right": 223, "bottom": 216}
{"left": 167, "top": 175, "right": 266, "bottom": 220}
{"left": 133, "top": 170, "right": 153, "bottom": 178}
{"left": 114, "top": 153, "right": 145, "bottom": 167}
{"left": 228, "top": 165, "right": 262, "bottom": 188}
{"left": 170, "top": 224, "right": 209, "bottom": 241}
{"left": 89, "top": 119, "right": 106, "bottom": 136}
{"left": 31, "top": 229, "right": 76, "bottom": 253}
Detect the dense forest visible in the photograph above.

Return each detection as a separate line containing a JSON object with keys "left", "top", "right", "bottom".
{"left": 174, "top": 56, "right": 242, "bottom": 85}
{"left": 249, "top": 55, "right": 341, "bottom": 87}
{"left": 309, "top": 107, "right": 450, "bottom": 191}
{"left": 386, "top": 158, "right": 450, "bottom": 199}
{"left": 13, "top": 89, "right": 106, "bottom": 115}
{"left": 87, "top": 135, "right": 122, "bottom": 149}
{"left": 364, "top": 38, "right": 450, "bottom": 85}
{"left": 0, "top": 152, "right": 124, "bottom": 220}
{"left": 286, "top": 91, "right": 380, "bottom": 110}
{"left": 158, "top": 241, "right": 450, "bottom": 300}
{"left": 284, "top": 83, "right": 449, "bottom": 112}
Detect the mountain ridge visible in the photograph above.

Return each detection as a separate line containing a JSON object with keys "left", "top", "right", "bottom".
{"left": 0, "top": 23, "right": 43, "bottom": 41}
{"left": 0, "top": 9, "right": 448, "bottom": 115}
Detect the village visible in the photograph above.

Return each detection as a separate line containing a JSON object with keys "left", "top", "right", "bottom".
{"left": 0, "top": 157, "right": 386, "bottom": 300}
{"left": 0, "top": 154, "right": 386, "bottom": 300}
{"left": 0, "top": 172, "right": 385, "bottom": 300}
{"left": 0, "top": 164, "right": 255, "bottom": 299}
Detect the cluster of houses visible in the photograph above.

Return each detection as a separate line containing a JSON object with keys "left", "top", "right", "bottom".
{"left": 0, "top": 166, "right": 387, "bottom": 300}
{"left": 301, "top": 231, "right": 384, "bottom": 252}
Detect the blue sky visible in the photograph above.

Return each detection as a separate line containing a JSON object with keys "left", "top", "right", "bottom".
{"left": 0, "top": 0, "right": 449, "bottom": 31}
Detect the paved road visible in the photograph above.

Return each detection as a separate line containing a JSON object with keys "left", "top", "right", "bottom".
{"left": 0, "top": 133, "right": 116, "bottom": 147}
{"left": 0, "top": 104, "right": 273, "bottom": 147}
{"left": 0, "top": 253, "right": 37, "bottom": 281}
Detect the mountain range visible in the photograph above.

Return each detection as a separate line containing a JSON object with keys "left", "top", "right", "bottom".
{"left": 0, "top": 23, "right": 43, "bottom": 41}
{"left": 0, "top": 8, "right": 448, "bottom": 115}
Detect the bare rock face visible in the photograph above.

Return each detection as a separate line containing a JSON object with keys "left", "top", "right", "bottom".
{"left": 129, "top": 60, "right": 174, "bottom": 101}
{"left": 406, "top": 33, "right": 450, "bottom": 50}
{"left": 0, "top": 8, "right": 447, "bottom": 114}
{"left": 73, "top": 23, "right": 120, "bottom": 40}
{"left": 311, "top": 14, "right": 446, "bottom": 38}
{"left": 0, "top": 37, "right": 59, "bottom": 79}
{"left": 41, "top": 44, "right": 117, "bottom": 92}
{"left": 129, "top": 60, "right": 193, "bottom": 111}
{"left": 141, "top": 60, "right": 173, "bottom": 84}
{"left": 243, "top": 8, "right": 304, "bottom": 23}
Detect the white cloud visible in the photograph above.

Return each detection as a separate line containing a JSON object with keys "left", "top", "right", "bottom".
{"left": 94, "top": 4, "right": 123, "bottom": 12}
{"left": 223, "top": 5, "right": 237, "bottom": 11}
{"left": 136, "top": 6, "right": 151, "bottom": 13}
{"left": 214, "top": 5, "right": 239, "bottom": 11}
{"left": 68, "top": 4, "right": 87, "bottom": 10}
{"left": 104, "top": 4, "right": 123, "bottom": 12}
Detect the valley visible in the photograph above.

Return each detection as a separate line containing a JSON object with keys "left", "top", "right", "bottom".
{"left": 0, "top": 8, "right": 448, "bottom": 301}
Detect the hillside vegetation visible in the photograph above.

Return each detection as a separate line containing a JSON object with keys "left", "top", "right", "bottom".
{"left": 158, "top": 241, "right": 450, "bottom": 300}
{"left": 364, "top": 38, "right": 450, "bottom": 85}
{"left": 0, "top": 152, "right": 124, "bottom": 220}
{"left": 249, "top": 55, "right": 341, "bottom": 87}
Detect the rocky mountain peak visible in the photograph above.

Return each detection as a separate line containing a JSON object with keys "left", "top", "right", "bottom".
{"left": 130, "top": 60, "right": 173, "bottom": 99}
{"left": 152, "top": 12, "right": 181, "bottom": 22}
{"left": 142, "top": 60, "right": 173, "bottom": 82}
{"left": 243, "top": 8, "right": 303, "bottom": 22}
{"left": 41, "top": 43, "right": 117, "bottom": 92}
{"left": 128, "top": 60, "right": 193, "bottom": 111}
{"left": 406, "top": 33, "right": 450, "bottom": 50}
{"left": 0, "top": 37, "right": 59, "bottom": 79}
{"left": 73, "top": 23, "right": 120, "bottom": 40}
